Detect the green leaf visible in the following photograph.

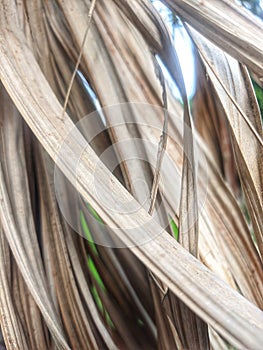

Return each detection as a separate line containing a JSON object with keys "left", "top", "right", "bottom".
{"left": 87, "top": 256, "right": 105, "bottom": 291}
{"left": 170, "top": 218, "right": 179, "bottom": 240}
{"left": 252, "top": 80, "right": 263, "bottom": 119}
{"left": 80, "top": 210, "right": 98, "bottom": 255}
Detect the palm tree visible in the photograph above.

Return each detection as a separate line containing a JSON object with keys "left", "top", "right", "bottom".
{"left": 0, "top": 0, "right": 263, "bottom": 349}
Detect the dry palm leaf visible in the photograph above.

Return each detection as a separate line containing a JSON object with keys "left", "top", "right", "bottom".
{"left": 98, "top": 2, "right": 208, "bottom": 346}
{"left": 0, "top": 230, "right": 29, "bottom": 350}
{"left": 1, "top": 0, "right": 263, "bottom": 349}
{"left": 193, "top": 57, "right": 240, "bottom": 196}
{"left": 141, "top": 99, "right": 263, "bottom": 308}
{"left": 0, "top": 83, "right": 69, "bottom": 350}
{"left": 1, "top": 3, "right": 263, "bottom": 350}
{"left": 189, "top": 27, "right": 263, "bottom": 262}
{"left": 113, "top": 0, "right": 199, "bottom": 255}
{"left": 1, "top": 2, "right": 147, "bottom": 349}
{"left": 161, "top": 0, "right": 263, "bottom": 78}
{"left": 53, "top": 0, "right": 207, "bottom": 347}
{"left": 26, "top": 2, "right": 156, "bottom": 348}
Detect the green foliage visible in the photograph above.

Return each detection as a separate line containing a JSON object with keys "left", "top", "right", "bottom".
{"left": 170, "top": 218, "right": 179, "bottom": 240}
{"left": 87, "top": 256, "right": 105, "bottom": 291}
{"left": 252, "top": 80, "right": 263, "bottom": 119}
{"left": 81, "top": 206, "right": 115, "bottom": 328}
{"left": 91, "top": 286, "right": 115, "bottom": 328}
{"left": 80, "top": 210, "right": 98, "bottom": 255}
{"left": 86, "top": 202, "right": 104, "bottom": 223}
